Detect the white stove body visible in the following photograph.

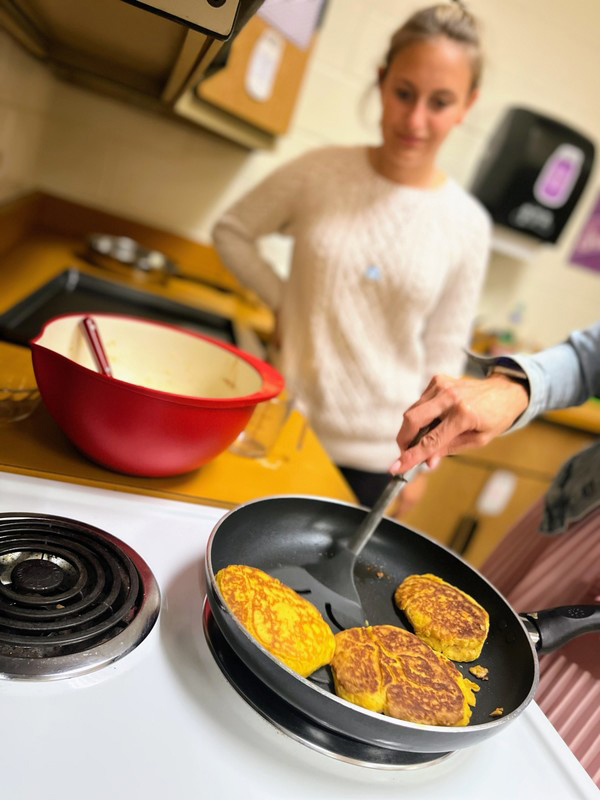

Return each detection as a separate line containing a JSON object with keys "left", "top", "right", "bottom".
{"left": 0, "top": 472, "right": 596, "bottom": 800}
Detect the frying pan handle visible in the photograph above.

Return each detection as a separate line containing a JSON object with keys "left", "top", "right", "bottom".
{"left": 520, "top": 605, "right": 600, "bottom": 654}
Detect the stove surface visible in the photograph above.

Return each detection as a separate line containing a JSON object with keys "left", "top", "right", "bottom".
{"left": 0, "top": 472, "right": 596, "bottom": 800}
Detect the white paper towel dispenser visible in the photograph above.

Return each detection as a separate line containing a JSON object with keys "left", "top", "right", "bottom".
{"left": 470, "top": 107, "right": 595, "bottom": 244}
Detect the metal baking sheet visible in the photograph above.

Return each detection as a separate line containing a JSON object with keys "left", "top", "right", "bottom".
{"left": 0, "top": 268, "right": 236, "bottom": 346}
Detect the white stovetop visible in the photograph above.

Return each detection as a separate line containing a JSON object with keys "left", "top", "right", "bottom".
{"left": 0, "top": 472, "right": 596, "bottom": 800}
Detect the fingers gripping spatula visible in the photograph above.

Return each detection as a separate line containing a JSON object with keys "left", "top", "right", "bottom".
{"left": 270, "top": 423, "right": 437, "bottom": 631}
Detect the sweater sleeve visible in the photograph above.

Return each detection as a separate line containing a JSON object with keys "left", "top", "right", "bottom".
{"left": 212, "top": 154, "right": 309, "bottom": 309}
{"left": 421, "top": 205, "right": 491, "bottom": 380}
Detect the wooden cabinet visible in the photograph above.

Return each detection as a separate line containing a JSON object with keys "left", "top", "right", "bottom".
{"left": 401, "top": 419, "right": 594, "bottom": 569}
{"left": 198, "top": 16, "right": 314, "bottom": 136}
{"left": 175, "top": 15, "right": 319, "bottom": 148}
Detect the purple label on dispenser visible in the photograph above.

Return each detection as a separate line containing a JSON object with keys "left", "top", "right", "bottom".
{"left": 570, "top": 193, "right": 600, "bottom": 273}
{"left": 543, "top": 159, "right": 573, "bottom": 199}
{"left": 534, "top": 144, "right": 584, "bottom": 209}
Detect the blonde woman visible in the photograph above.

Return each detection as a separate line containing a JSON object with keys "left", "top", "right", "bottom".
{"left": 213, "top": 3, "right": 490, "bottom": 511}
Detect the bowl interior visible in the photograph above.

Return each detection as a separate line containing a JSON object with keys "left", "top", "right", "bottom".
{"left": 35, "top": 315, "right": 264, "bottom": 398}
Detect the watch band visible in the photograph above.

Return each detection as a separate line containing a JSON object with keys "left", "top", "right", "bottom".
{"left": 487, "top": 363, "right": 529, "bottom": 382}
{"left": 466, "top": 351, "right": 530, "bottom": 390}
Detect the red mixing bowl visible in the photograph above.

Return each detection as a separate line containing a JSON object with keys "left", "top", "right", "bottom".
{"left": 30, "top": 313, "right": 284, "bottom": 476}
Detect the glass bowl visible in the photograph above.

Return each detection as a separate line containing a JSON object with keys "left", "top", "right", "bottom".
{"left": 0, "top": 385, "right": 41, "bottom": 422}
{"left": 0, "top": 343, "right": 41, "bottom": 423}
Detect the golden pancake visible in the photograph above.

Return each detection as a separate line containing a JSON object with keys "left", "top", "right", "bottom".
{"left": 331, "top": 625, "right": 477, "bottom": 726}
{"left": 395, "top": 574, "right": 489, "bottom": 662}
{"left": 215, "top": 565, "right": 335, "bottom": 677}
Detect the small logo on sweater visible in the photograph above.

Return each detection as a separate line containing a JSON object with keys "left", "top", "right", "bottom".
{"left": 364, "top": 264, "right": 381, "bottom": 281}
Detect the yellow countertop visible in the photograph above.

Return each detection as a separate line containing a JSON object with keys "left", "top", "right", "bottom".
{"left": 543, "top": 401, "right": 600, "bottom": 434}
{"left": 0, "top": 192, "right": 355, "bottom": 508}
{"left": 0, "top": 398, "right": 355, "bottom": 509}
{"left": 0, "top": 231, "right": 273, "bottom": 334}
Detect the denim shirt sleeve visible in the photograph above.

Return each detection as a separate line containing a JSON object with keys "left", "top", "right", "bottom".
{"left": 469, "top": 321, "right": 600, "bottom": 430}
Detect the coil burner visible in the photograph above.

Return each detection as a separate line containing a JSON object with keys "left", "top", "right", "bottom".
{"left": 0, "top": 513, "right": 160, "bottom": 680}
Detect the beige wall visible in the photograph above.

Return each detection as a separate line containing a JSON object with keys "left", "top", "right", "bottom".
{"left": 1, "top": 0, "right": 599, "bottom": 348}
{"left": 0, "top": 32, "right": 52, "bottom": 199}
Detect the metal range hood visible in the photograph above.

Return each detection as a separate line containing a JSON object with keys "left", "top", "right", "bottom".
{"left": 122, "top": 0, "right": 245, "bottom": 42}
{"left": 0, "top": 0, "right": 264, "bottom": 109}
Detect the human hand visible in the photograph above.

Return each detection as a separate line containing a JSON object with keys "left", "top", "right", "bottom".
{"left": 390, "top": 373, "right": 530, "bottom": 475}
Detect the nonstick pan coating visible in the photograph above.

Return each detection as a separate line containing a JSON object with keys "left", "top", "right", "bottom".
{"left": 206, "top": 495, "right": 538, "bottom": 753}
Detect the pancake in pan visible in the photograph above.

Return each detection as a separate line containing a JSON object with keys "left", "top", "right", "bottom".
{"left": 330, "top": 625, "right": 477, "bottom": 726}
{"left": 395, "top": 573, "right": 489, "bottom": 662}
{"left": 215, "top": 564, "right": 335, "bottom": 677}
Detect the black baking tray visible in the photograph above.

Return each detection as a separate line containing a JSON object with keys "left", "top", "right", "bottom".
{"left": 0, "top": 268, "right": 236, "bottom": 346}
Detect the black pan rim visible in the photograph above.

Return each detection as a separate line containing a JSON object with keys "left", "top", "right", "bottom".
{"left": 205, "top": 493, "right": 540, "bottom": 737}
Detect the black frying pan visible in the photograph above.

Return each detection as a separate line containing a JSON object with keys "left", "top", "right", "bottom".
{"left": 205, "top": 495, "right": 600, "bottom": 754}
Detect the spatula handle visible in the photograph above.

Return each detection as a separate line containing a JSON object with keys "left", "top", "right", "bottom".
{"left": 80, "top": 316, "right": 113, "bottom": 378}
{"left": 346, "top": 419, "right": 440, "bottom": 557}
{"left": 346, "top": 473, "right": 407, "bottom": 556}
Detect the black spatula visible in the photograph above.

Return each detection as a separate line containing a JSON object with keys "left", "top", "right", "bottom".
{"left": 270, "top": 423, "right": 438, "bottom": 631}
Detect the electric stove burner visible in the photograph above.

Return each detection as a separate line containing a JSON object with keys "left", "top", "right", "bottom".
{"left": 0, "top": 513, "right": 160, "bottom": 680}
{"left": 202, "top": 601, "right": 454, "bottom": 770}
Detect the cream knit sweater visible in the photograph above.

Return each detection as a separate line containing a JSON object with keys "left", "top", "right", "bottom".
{"left": 213, "top": 146, "right": 491, "bottom": 471}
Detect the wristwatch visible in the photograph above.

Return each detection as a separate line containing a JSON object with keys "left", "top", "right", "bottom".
{"left": 466, "top": 352, "right": 530, "bottom": 391}
{"left": 487, "top": 362, "right": 529, "bottom": 385}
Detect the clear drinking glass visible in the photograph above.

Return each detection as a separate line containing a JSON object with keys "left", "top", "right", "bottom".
{"left": 228, "top": 393, "right": 290, "bottom": 458}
